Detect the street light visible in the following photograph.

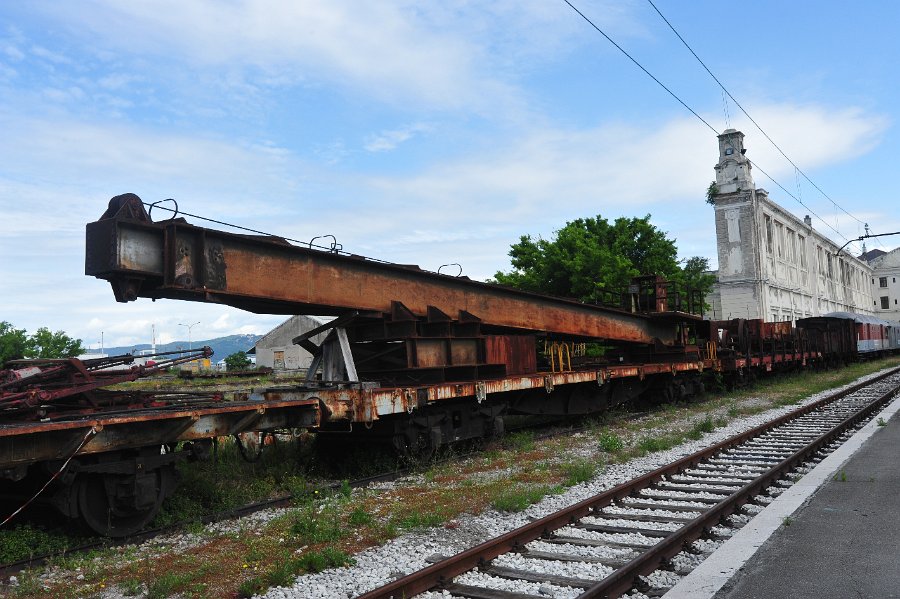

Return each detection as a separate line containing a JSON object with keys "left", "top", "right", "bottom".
{"left": 178, "top": 321, "right": 201, "bottom": 352}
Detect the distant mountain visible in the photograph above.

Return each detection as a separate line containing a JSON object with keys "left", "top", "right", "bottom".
{"left": 102, "top": 333, "right": 261, "bottom": 362}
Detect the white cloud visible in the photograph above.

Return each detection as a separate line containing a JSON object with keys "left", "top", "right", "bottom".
{"left": 364, "top": 123, "right": 431, "bottom": 152}
{"left": 33, "top": 1, "right": 641, "bottom": 116}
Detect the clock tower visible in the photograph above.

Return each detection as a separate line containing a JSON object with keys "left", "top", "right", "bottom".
{"left": 714, "top": 129, "right": 754, "bottom": 194}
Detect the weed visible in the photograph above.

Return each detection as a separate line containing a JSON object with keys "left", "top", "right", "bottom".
{"left": 348, "top": 506, "right": 374, "bottom": 526}
{"left": 637, "top": 433, "right": 682, "bottom": 453}
{"left": 561, "top": 458, "right": 597, "bottom": 486}
{"left": 503, "top": 431, "right": 535, "bottom": 453}
{"left": 782, "top": 516, "right": 793, "bottom": 526}
{"left": 687, "top": 416, "right": 715, "bottom": 440}
{"left": 0, "top": 524, "right": 87, "bottom": 564}
{"left": 877, "top": 417, "right": 887, "bottom": 427}
{"left": 146, "top": 570, "right": 200, "bottom": 599}
{"left": 598, "top": 432, "right": 624, "bottom": 453}
{"left": 833, "top": 470, "right": 847, "bottom": 482}
{"left": 238, "top": 576, "right": 266, "bottom": 598}
{"left": 492, "top": 484, "right": 553, "bottom": 512}
{"left": 291, "top": 506, "right": 345, "bottom": 543}
{"left": 727, "top": 400, "right": 740, "bottom": 418}
{"left": 119, "top": 578, "right": 143, "bottom": 596}
{"left": 295, "top": 546, "right": 353, "bottom": 573}
{"left": 392, "top": 509, "right": 445, "bottom": 529}
{"left": 338, "top": 479, "right": 353, "bottom": 498}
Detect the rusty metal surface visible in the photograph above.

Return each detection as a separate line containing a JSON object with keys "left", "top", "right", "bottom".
{"left": 0, "top": 399, "right": 319, "bottom": 469}
{"left": 85, "top": 196, "right": 698, "bottom": 345}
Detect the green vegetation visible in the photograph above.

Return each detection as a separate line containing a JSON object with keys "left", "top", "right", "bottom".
{"left": 0, "top": 524, "right": 90, "bottom": 563}
{"left": 598, "top": 432, "right": 624, "bottom": 453}
{"left": 224, "top": 351, "right": 252, "bottom": 371}
{"left": 492, "top": 214, "right": 714, "bottom": 307}
{"left": 877, "top": 417, "right": 887, "bottom": 427}
{"left": 503, "top": 430, "right": 536, "bottom": 452}
{"left": 0, "top": 321, "right": 83, "bottom": 363}
{"left": 239, "top": 547, "right": 353, "bottom": 597}
{"left": 706, "top": 181, "right": 719, "bottom": 205}
{"left": 291, "top": 505, "right": 345, "bottom": 544}
{"left": 492, "top": 484, "right": 562, "bottom": 512}
{"left": 561, "top": 458, "right": 597, "bottom": 486}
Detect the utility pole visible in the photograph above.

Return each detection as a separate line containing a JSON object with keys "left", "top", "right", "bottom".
{"left": 178, "top": 321, "right": 201, "bottom": 351}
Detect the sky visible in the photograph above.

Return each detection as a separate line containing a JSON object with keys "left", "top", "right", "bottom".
{"left": 1, "top": 1, "right": 898, "bottom": 351}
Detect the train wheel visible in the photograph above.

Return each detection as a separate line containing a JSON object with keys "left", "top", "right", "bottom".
{"left": 76, "top": 466, "right": 172, "bottom": 537}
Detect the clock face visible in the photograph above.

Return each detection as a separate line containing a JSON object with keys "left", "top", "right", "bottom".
{"left": 725, "top": 147, "right": 734, "bottom": 155}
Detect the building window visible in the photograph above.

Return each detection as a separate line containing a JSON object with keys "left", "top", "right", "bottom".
{"left": 881, "top": 296, "right": 890, "bottom": 309}
{"left": 775, "top": 222, "right": 784, "bottom": 258}
{"left": 880, "top": 277, "right": 888, "bottom": 288}
{"left": 798, "top": 235, "right": 806, "bottom": 269}
{"left": 765, "top": 216, "right": 773, "bottom": 254}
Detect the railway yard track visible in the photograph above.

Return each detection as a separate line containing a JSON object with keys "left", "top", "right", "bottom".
{"left": 356, "top": 367, "right": 900, "bottom": 599}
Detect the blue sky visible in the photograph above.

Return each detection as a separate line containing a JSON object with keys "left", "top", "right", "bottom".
{"left": 1, "top": 1, "right": 897, "bottom": 350}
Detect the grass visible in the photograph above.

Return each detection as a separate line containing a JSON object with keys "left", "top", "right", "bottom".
{"left": 561, "top": 458, "right": 597, "bottom": 486}
{"left": 877, "top": 417, "right": 888, "bottom": 427}
{"left": 503, "top": 430, "right": 536, "bottom": 452}
{"left": 290, "top": 505, "right": 346, "bottom": 544}
{"left": 598, "top": 431, "right": 624, "bottom": 453}
{"left": 492, "top": 484, "right": 562, "bottom": 512}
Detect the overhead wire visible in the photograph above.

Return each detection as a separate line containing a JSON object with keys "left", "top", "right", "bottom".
{"left": 560, "top": 0, "right": 863, "bottom": 254}
{"left": 644, "top": 0, "right": 868, "bottom": 249}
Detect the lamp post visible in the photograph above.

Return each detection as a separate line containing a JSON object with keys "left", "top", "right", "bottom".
{"left": 178, "top": 321, "right": 201, "bottom": 352}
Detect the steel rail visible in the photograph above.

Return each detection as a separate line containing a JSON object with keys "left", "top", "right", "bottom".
{"left": 357, "top": 366, "right": 900, "bottom": 599}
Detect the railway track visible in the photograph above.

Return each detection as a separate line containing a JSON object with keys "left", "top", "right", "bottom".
{"left": 357, "top": 367, "right": 900, "bottom": 599}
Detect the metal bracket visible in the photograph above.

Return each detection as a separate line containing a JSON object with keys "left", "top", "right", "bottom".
{"left": 475, "top": 381, "right": 487, "bottom": 404}
{"left": 544, "top": 375, "right": 555, "bottom": 394}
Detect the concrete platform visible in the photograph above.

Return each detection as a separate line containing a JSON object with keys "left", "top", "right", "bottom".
{"left": 665, "top": 396, "right": 900, "bottom": 599}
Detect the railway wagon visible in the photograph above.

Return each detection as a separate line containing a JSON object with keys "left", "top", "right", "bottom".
{"left": 0, "top": 194, "right": 891, "bottom": 537}
{"left": 798, "top": 312, "right": 900, "bottom": 359}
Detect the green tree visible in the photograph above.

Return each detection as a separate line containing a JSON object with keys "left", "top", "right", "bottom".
{"left": 0, "top": 321, "right": 28, "bottom": 364}
{"left": 493, "top": 215, "right": 681, "bottom": 302}
{"left": 224, "top": 351, "right": 252, "bottom": 371}
{"left": 25, "top": 327, "right": 84, "bottom": 359}
{"left": 675, "top": 256, "right": 717, "bottom": 313}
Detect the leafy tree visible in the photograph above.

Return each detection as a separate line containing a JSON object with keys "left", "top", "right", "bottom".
{"left": 706, "top": 181, "right": 719, "bottom": 205}
{"left": 224, "top": 351, "right": 252, "bottom": 371}
{"left": 24, "top": 327, "right": 84, "bottom": 359}
{"left": 493, "top": 215, "right": 716, "bottom": 313}
{"left": 493, "top": 215, "right": 681, "bottom": 302}
{"left": 0, "top": 321, "right": 28, "bottom": 364}
{"left": 675, "top": 256, "right": 717, "bottom": 313}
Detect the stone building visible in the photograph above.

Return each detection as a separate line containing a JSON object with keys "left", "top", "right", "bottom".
{"left": 867, "top": 248, "right": 900, "bottom": 319}
{"left": 708, "top": 129, "right": 874, "bottom": 321}
{"left": 251, "top": 315, "right": 332, "bottom": 371}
